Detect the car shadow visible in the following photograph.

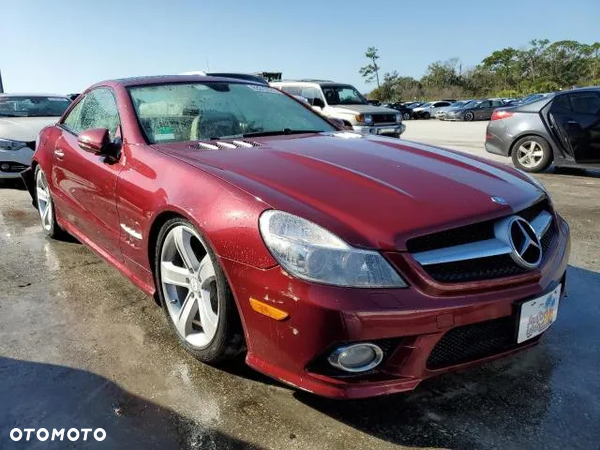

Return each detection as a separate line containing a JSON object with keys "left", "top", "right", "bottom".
{"left": 0, "top": 178, "right": 26, "bottom": 190}
{"left": 294, "top": 265, "right": 600, "bottom": 449}
{"left": 0, "top": 356, "right": 261, "bottom": 450}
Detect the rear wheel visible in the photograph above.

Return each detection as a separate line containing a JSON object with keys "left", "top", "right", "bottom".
{"left": 403, "top": 112, "right": 410, "bottom": 120}
{"left": 154, "top": 218, "right": 244, "bottom": 363}
{"left": 464, "top": 111, "right": 474, "bottom": 121}
{"left": 511, "top": 136, "right": 553, "bottom": 173}
{"left": 35, "top": 166, "right": 65, "bottom": 239}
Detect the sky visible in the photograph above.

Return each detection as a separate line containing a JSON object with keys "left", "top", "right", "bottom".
{"left": 1, "top": 0, "right": 599, "bottom": 95}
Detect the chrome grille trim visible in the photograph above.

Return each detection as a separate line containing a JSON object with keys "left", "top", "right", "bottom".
{"left": 413, "top": 210, "right": 553, "bottom": 267}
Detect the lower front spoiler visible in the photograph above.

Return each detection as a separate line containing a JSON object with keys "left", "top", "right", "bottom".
{"left": 247, "top": 338, "right": 542, "bottom": 399}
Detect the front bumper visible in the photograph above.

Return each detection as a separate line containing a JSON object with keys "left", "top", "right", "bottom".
{"left": 221, "top": 216, "right": 570, "bottom": 399}
{"left": 353, "top": 123, "right": 405, "bottom": 137}
{"left": 0, "top": 147, "right": 33, "bottom": 179}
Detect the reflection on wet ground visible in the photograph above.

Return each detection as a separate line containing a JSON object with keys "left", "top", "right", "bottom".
{"left": 1, "top": 173, "right": 599, "bottom": 449}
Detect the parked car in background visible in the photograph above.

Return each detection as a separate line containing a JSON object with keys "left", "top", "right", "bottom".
{"left": 412, "top": 101, "right": 454, "bottom": 119}
{"left": 486, "top": 87, "right": 600, "bottom": 172}
{"left": 0, "top": 93, "right": 71, "bottom": 179}
{"left": 435, "top": 100, "right": 472, "bottom": 120}
{"left": 444, "top": 98, "right": 505, "bottom": 121}
{"left": 383, "top": 102, "right": 414, "bottom": 120}
{"left": 24, "top": 74, "right": 569, "bottom": 399}
{"left": 272, "top": 80, "right": 405, "bottom": 137}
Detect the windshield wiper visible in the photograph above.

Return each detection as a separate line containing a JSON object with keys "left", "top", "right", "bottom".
{"left": 242, "top": 128, "right": 324, "bottom": 138}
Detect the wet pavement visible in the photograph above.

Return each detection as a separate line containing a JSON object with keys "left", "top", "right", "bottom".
{"left": 1, "top": 163, "right": 599, "bottom": 449}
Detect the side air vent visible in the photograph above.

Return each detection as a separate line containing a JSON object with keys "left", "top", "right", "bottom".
{"left": 189, "top": 140, "right": 262, "bottom": 150}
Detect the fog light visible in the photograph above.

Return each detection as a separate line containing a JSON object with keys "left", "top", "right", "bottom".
{"left": 0, "top": 163, "right": 10, "bottom": 171}
{"left": 328, "top": 343, "right": 384, "bottom": 373}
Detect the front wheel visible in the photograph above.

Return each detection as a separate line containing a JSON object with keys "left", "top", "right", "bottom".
{"left": 511, "top": 136, "right": 553, "bottom": 173}
{"left": 422, "top": 112, "right": 431, "bottom": 119}
{"left": 403, "top": 113, "right": 410, "bottom": 120}
{"left": 35, "top": 166, "right": 65, "bottom": 239}
{"left": 154, "top": 218, "right": 244, "bottom": 363}
{"left": 464, "top": 111, "right": 474, "bottom": 121}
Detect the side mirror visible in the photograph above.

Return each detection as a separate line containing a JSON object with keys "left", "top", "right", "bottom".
{"left": 78, "top": 128, "right": 111, "bottom": 153}
{"left": 78, "top": 128, "right": 120, "bottom": 160}
{"left": 310, "top": 98, "right": 325, "bottom": 108}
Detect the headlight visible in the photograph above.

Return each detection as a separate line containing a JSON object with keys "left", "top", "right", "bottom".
{"left": 259, "top": 210, "right": 406, "bottom": 288}
{"left": 355, "top": 114, "right": 373, "bottom": 125}
{"left": 395, "top": 113, "right": 402, "bottom": 123}
{"left": 0, "top": 138, "right": 27, "bottom": 151}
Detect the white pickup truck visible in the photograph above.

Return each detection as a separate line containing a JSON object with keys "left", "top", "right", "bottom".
{"left": 271, "top": 80, "right": 405, "bottom": 138}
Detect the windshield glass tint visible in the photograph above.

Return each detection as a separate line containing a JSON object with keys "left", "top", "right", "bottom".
{"left": 129, "top": 82, "right": 335, "bottom": 143}
{"left": 0, "top": 96, "right": 71, "bottom": 117}
{"left": 321, "top": 85, "right": 367, "bottom": 106}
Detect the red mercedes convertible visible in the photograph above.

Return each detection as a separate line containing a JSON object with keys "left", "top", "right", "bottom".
{"left": 23, "top": 76, "right": 570, "bottom": 398}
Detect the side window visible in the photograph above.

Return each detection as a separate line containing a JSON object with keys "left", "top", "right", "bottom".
{"left": 62, "top": 99, "right": 85, "bottom": 135}
{"left": 491, "top": 100, "right": 504, "bottom": 107}
{"left": 552, "top": 95, "right": 572, "bottom": 112}
{"left": 301, "top": 86, "right": 323, "bottom": 103}
{"left": 281, "top": 86, "right": 301, "bottom": 96}
{"left": 78, "top": 88, "right": 120, "bottom": 139}
{"left": 479, "top": 101, "right": 491, "bottom": 108}
{"left": 569, "top": 93, "right": 600, "bottom": 115}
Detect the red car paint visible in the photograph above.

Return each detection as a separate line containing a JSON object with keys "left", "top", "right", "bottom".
{"left": 31, "top": 76, "right": 570, "bottom": 399}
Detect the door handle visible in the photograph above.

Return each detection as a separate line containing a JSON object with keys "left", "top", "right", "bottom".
{"left": 54, "top": 149, "right": 65, "bottom": 159}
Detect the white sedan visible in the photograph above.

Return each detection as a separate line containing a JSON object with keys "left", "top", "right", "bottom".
{"left": 0, "top": 93, "right": 71, "bottom": 179}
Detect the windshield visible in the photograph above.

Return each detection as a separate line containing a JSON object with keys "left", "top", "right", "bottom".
{"left": 0, "top": 96, "right": 71, "bottom": 117}
{"left": 321, "top": 85, "right": 367, "bottom": 106}
{"left": 450, "top": 101, "right": 468, "bottom": 108}
{"left": 419, "top": 102, "right": 432, "bottom": 108}
{"left": 129, "top": 82, "right": 336, "bottom": 144}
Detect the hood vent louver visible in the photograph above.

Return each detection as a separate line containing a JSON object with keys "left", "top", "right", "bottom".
{"left": 189, "top": 140, "right": 262, "bottom": 150}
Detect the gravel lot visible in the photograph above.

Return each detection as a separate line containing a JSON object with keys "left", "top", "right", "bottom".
{"left": 1, "top": 121, "right": 599, "bottom": 449}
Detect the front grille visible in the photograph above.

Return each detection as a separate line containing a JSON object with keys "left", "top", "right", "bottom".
{"left": 424, "top": 254, "right": 529, "bottom": 283}
{"left": 372, "top": 114, "right": 397, "bottom": 124}
{"left": 407, "top": 199, "right": 557, "bottom": 283}
{"left": 427, "top": 315, "right": 534, "bottom": 370}
{"left": 407, "top": 199, "right": 550, "bottom": 253}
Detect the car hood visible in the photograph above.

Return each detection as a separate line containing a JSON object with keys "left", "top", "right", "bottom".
{"left": 327, "top": 105, "right": 398, "bottom": 115}
{"left": 154, "top": 134, "right": 543, "bottom": 251}
{"left": 0, "top": 117, "right": 59, "bottom": 141}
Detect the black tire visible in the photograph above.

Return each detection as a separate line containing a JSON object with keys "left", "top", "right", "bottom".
{"left": 511, "top": 136, "right": 553, "bottom": 173}
{"left": 464, "top": 111, "right": 474, "bottom": 121}
{"left": 422, "top": 112, "right": 431, "bottom": 119}
{"left": 34, "top": 166, "right": 66, "bottom": 239}
{"left": 154, "top": 217, "right": 244, "bottom": 364}
{"left": 403, "top": 112, "right": 410, "bottom": 120}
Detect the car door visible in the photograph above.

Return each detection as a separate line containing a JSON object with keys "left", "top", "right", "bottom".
{"left": 52, "top": 88, "right": 124, "bottom": 259}
{"left": 486, "top": 100, "right": 504, "bottom": 120}
{"left": 549, "top": 92, "right": 600, "bottom": 163}
{"left": 475, "top": 101, "right": 491, "bottom": 120}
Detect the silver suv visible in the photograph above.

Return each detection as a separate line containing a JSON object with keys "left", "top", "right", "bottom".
{"left": 271, "top": 80, "right": 405, "bottom": 138}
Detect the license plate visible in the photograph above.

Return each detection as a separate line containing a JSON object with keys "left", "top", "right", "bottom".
{"left": 516, "top": 284, "right": 561, "bottom": 343}
{"left": 376, "top": 128, "right": 397, "bottom": 135}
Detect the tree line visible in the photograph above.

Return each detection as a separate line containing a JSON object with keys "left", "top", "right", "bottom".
{"left": 360, "top": 40, "right": 600, "bottom": 102}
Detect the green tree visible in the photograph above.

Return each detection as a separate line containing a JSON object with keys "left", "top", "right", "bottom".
{"left": 359, "top": 47, "right": 381, "bottom": 88}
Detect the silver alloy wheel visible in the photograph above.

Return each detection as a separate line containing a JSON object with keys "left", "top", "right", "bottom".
{"left": 403, "top": 113, "right": 410, "bottom": 120}
{"left": 160, "top": 225, "right": 219, "bottom": 349}
{"left": 516, "top": 140, "right": 545, "bottom": 168}
{"left": 36, "top": 170, "right": 53, "bottom": 232}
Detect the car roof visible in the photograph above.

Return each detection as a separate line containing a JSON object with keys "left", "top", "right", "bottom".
{"left": 0, "top": 92, "right": 70, "bottom": 98}
{"left": 108, "top": 75, "right": 264, "bottom": 87}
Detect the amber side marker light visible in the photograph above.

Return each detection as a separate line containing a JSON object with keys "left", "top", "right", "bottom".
{"left": 249, "top": 298, "right": 289, "bottom": 321}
